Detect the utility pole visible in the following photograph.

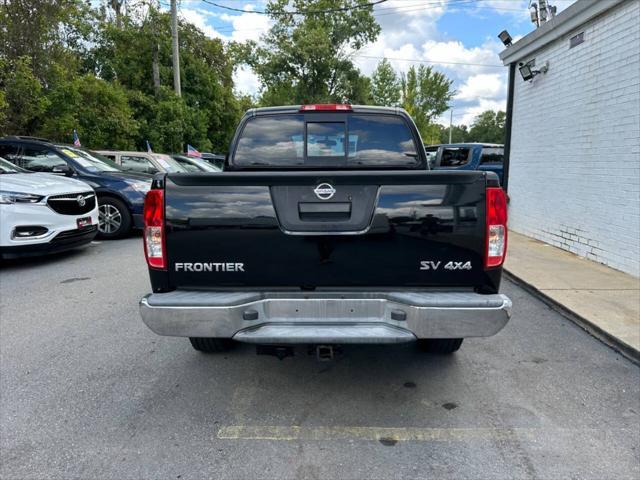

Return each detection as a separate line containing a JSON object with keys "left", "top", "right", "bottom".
{"left": 448, "top": 109, "right": 453, "bottom": 144}
{"left": 170, "top": 0, "right": 181, "bottom": 97}
{"left": 152, "top": 43, "right": 161, "bottom": 95}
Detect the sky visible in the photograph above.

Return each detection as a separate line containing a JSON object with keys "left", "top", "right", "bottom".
{"left": 175, "top": 0, "right": 575, "bottom": 126}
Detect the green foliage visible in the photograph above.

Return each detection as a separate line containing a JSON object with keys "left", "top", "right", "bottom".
{"left": 367, "top": 60, "right": 455, "bottom": 142}
{"left": 401, "top": 65, "right": 455, "bottom": 139}
{"left": 0, "top": 0, "right": 93, "bottom": 80}
{"left": 370, "top": 59, "right": 401, "bottom": 107}
{"left": 420, "top": 124, "right": 442, "bottom": 145}
{"left": 41, "top": 73, "right": 139, "bottom": 149}
{"left": 436, "top": 124, "right": 470, "bottom": 144}
{"left": 0, "top": 2, "right": 244, "bottom": 153}
{"left": 129, "top": 87, "right": 212, "bottom": 153}
{"left": 0, "top": 0, "right": 462, "bottom": 153}
{"left": 247, "top": 0, "right": 380, "bottom": 105}
{"left": 0, "top": 57, "right": 50, "bottom": 135}
{"left": 431, "top": 110, "right": 505, "bottom": 145}
{"left": 89, "top": 7, "right": 240, "bottom": 152}
{"left": 468, "top": 110, "right": 506, "bottom": 143}
{"left": 74, "top": 75, "right": 138, "bottom": 149}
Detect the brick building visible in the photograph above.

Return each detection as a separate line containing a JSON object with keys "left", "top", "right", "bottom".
{"left": 499, "top": 0, "right": 640, "bottom": 277}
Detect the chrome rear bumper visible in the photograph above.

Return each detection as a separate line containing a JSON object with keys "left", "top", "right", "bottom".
{"left": 139, "top": 291, "right": 512, "bottom": 344}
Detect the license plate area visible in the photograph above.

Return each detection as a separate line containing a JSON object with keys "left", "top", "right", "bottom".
{"left": 271, "top": 184, "right": 378, "bottom": 233}
{"left": 77, "top": 216, "right": 92, "bottom": 229}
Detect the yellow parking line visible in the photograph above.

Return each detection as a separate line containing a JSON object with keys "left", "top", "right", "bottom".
{"left": 218, "top": 425, "right": 539, "bottom": 442}
{"left": 217, "top": 425, "right": 634, "bottom": 442}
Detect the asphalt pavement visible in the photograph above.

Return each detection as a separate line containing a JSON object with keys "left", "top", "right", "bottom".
{"left": 1, "top": 237, "right": 639, "bottom": 479}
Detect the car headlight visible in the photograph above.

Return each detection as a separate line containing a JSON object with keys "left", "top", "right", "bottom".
{"left": 130, "top": 181, "right": 151, "bottom": 194}
{"left": 0, "top": 191, "right": 44, "bottom": 204}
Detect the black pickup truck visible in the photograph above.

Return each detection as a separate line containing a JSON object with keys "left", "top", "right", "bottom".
{"left": 139, "top": 104, "right": 511, "bottom": 357}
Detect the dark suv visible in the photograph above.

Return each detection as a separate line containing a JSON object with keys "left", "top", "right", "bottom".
{"left": 0, "top": 137, "right": 152, "bottom": 239}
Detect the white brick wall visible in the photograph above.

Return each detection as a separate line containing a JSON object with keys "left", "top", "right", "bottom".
{"left": 508, "top": 0, "right": 640, "bottom": 277}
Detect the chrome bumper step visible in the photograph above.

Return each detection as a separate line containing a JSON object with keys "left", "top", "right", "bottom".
{"left": 140, "top": 290, "right": 512, "bottom": 343}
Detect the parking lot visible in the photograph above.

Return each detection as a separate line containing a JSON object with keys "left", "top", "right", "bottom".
{"left": 1, "top": 236, "right": 639, "bottom": 479}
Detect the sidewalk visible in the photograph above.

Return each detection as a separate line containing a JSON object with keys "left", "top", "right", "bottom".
{"left": 504, "top": 231, "right": 640, "bottom": 362}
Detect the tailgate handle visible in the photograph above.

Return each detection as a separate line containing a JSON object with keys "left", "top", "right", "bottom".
{"left": 298, "top": 202, "right": 351, "bottom": 221}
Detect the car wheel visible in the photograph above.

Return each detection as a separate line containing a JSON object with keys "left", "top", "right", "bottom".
{"left": 97, "top": 197, "right": 132, "bottom": 239}
{"left": 189, "top": 337, "right": 235, "bottom": 353}
{"left": 417, "top": 338, "right": 463, "bottom": 354}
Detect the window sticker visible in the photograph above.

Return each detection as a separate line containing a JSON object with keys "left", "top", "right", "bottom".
{"left": 61, "top": 148, "right": 80, "bottom": 158}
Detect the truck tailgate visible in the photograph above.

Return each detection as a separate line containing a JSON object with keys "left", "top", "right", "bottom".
{"left": 162, "top": 170, "right": 499, "bottom": 291}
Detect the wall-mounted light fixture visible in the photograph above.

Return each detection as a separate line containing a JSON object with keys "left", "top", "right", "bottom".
{"left": 518, "top": 60, "right": 549, "bottom": 81}
{"left": 498, "top": 30, "right": 513, "bottom": 47}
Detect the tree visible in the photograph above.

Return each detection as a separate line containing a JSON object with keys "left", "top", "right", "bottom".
{"left": 370, "top": 58, "right": 401, "bottom": 107}
{"left": 0, "top": 0, "right": 282, "bottom": 152}
{"left": 246, "top": 0, "right": 380, "bottom": 105}
{"left": 401, "top": 65, "right": 454, "bottom": 139}
{"left": 90, "top": 6, "right": 242, "bottom": 152}
{"left": 0, "top": 0, "right": 93, "bottom": 81}
{"left": 39, "top": 72, "right": 139, "bottom": 149}
{"left": 0, "top": 57, "right": 50, "bottom": 135}
{"left": 468, "top": 110, "right": 506, "bottom": 143}
{"left": 421, "top": 124, "right": 441, "bottom": 145}
{"left": 438, "top": 124, "right": 469, "bottom": 144}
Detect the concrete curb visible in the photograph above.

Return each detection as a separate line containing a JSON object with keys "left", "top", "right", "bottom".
{"left": 504, "top": 270, "right": 640, "bottom": 366}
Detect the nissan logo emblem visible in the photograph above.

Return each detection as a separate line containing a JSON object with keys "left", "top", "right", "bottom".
{"left": 76, "top": 195, "right": 86, "bottom": 207}
{"left": 314, "top": 183, "right": 336, "bottom": 200}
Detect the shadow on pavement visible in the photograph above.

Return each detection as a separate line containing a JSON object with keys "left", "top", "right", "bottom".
{"left": 0, "top": 230, "right": 142, "bottom": 271}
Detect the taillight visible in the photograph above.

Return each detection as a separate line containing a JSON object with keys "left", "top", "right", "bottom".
{"left": 143, "top": 189, "right": 166, "bottom": 270}
{"left": 300, "top": 104, "right": 352, "bottom": 111}
{"left": 485, "top": 187, "right": 508, "bottom": 268}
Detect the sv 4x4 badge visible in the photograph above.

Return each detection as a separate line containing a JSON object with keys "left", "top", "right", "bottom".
{"left": 420, "top": 261, "right": 472, "bottom": 271}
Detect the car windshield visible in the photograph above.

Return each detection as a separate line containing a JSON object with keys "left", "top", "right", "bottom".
{"left": 0, "top": 157, "right": 27, "bottom": 174}
{"left": 173, "top": 155, "right": 220, "bottom": 172}
{"left": 57, "top": 146, "right": 121, "bottom": 172}
{"left": 152, "top": 154, "right": 188, "bottom": 173}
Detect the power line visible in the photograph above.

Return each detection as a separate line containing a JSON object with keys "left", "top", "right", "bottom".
{"left": 200, "top": 0, "right": 388, "bottom": 15}
{"left": 197, "top": 0, "right": 532, "bottom": 34}
{"left": 354, "top": 54, "right": 503, "bottom": 68}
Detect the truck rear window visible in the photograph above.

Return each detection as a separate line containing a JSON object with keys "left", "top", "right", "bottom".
{"left": 480, "top": 147, "right": 504, "bottom": 164}
{"left": 233, "top": 114, "right": 420, "bottom": 168}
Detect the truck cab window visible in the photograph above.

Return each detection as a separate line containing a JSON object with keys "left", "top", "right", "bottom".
{"left": 424, "top": 147, "right": 439, "bottom": 169}
{"left": 480, "top": 147, "right": 504, "bottom": 164}
{"left": 347, "top": 115, "right": 418, "bottom": 166}
{"left": 233, "top": 113, "right": 420, "bottom": 169}
{"left": 307, "top": 122, "right": 345, "bottom": 157}
{"left": 440, "top": 147, "right": 471, "bottom": 167}
{"left": 235, "top": 115, "right": 305, "bottom": 167}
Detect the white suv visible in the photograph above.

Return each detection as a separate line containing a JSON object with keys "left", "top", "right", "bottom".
{"left": 0, "top": 157, "right": 99, "bottom": 258}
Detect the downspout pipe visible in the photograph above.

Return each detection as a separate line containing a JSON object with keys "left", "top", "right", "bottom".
{"left": 502, "top": 62, "right": 516, "bottom": 192}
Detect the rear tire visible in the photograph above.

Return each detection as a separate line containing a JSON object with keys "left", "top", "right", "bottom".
{"left": 97, "top": 196, "right": 132, "bottom": 239}
{"left": 417, "top": 338, "right": 463, "bottom": 354}
{"left": 189, "top": 337, "right": 235, "bottom": 353}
